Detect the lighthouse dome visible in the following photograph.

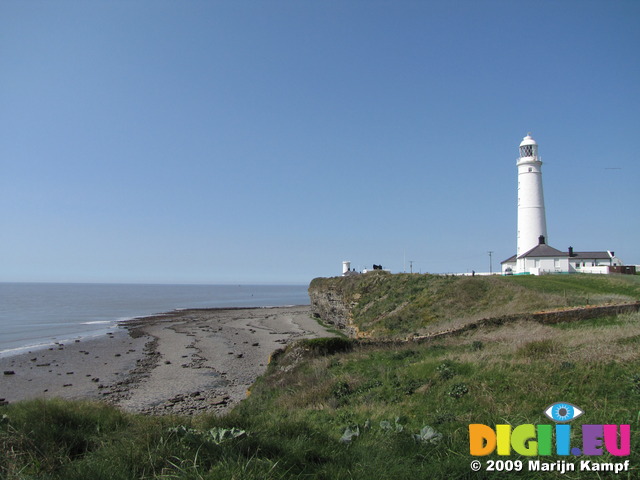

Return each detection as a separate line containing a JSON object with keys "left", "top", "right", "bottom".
{"left": 519, "top": 133, "right": 538, "bottom": 158}
{"left": 519, "top": 133, "right": 537, "bottom": 147}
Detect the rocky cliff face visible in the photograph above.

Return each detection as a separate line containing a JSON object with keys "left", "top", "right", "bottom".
{"left": 308, "top": 271, "right": 421, "bottom": 339}
{"left": 308, "top": 278, "right": 359, "bottom": 338}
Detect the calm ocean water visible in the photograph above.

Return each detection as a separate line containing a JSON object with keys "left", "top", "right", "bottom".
{"left": 0, "top": 283, "right": 309, "bottom": 357}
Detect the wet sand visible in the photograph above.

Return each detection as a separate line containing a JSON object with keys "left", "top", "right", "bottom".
{"left": 0, "top": 305, "right": 333, "bottom": 415}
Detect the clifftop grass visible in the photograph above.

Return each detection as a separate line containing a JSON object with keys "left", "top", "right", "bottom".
{"left": 310, "top": 273, "right": 640, "bottom": 338}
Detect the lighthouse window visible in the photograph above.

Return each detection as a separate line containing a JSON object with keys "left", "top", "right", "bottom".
{"left": 520, "top": 145, "right": 533, "bottom": 157}
{"left": 520, "top": 144, "right": 537, "bottom": 157}
{"left": 528, "top": 167, "right": 532, "bottom": 172}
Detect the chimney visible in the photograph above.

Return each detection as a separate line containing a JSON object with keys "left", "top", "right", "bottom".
{"left": 538, "top": 235, "right": 546, "bottom": 245}
{"left": 568, "top": 246, "right": 574, "bottom": 257}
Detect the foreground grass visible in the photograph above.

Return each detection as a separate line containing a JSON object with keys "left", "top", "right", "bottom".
{"left": 3, "top": 312, "right": 640, "bottom": 479}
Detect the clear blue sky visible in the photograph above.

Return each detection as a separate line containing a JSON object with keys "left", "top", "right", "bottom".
{"left": 1, "top": 0, "right": 638, "bottom": 284}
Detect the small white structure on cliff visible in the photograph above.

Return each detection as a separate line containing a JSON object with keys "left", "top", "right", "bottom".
{"left": 341, "top": 261, "right": 389, "bottom": 276}
{"left": 342, "top": 260, "right": 360, "bottom": 276}
{"left": 501, "top": 134, "right": 626, "bottom": 275}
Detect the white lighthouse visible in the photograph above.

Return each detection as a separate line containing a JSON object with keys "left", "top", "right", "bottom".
{"left": 501, "top": 133, "right": 626, "bottom": 276}
{"left": 516, "top": 133, "right": 548, "bottom": 258}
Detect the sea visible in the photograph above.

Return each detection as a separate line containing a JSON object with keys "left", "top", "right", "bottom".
{"left": 0, "top": 283, "right": 309, "bottom": 357}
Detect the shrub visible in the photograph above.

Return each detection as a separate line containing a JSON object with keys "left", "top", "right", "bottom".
{"left": 302, "top": 337, "right": 353, "bottom": 356}
{"left": 332, "top": 380, "right": 352, "bottom": 399}
{"left": 448, "top": 383, "right": 469, "bottom": 399}
{"left": 436, "top": 362, "right": 455, "bottom": 380}
{"left": 629, "top": 374, "right": 640, "bottom": 395}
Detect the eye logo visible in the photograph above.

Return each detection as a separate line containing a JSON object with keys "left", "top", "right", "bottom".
{"left": 544, "top": 402, "right": 584, "bottom": 423}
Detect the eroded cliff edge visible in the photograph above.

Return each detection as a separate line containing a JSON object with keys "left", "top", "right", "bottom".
{"left": 308, "top": 276, "right": 360, "bottom": 337}
{"left": 308, "top": 273, "right": 640, "bottom": 340}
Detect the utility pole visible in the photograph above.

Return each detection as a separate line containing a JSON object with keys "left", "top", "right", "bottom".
{"left": 409, "top": 260, "right": 415, "bottom": 274}
{"left": 488, "top": 251, "right": 494, "bottom": 275}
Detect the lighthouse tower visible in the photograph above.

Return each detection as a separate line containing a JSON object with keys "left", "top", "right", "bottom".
{"left": 516, "top": 133, "right": 548, "bottom": 259}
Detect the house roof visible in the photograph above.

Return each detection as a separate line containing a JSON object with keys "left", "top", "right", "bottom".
{"left": 518, "top": 244, "right": 566, "bottom": 259}
{"left": 501, "top": 254, "right": 517, "bottom": 264}
{"left": 501, "top": 245, "right": 615, "bottom": 263}
{"left": 569, "top": 251, "right": 612, "bottom": 260}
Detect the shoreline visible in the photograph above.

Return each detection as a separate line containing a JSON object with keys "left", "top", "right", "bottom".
{"left": 0, "top": 325, "right": 121, "bottom": 360}
{"left": 0, "top": 305, "right": 333, "bottom": 415}
{"left": 0, "top": 305, "right": 310, "bottom": 358}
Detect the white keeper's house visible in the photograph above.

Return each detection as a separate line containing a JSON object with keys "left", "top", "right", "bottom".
{"left": 501, "top": 134, "right": 632, "bottom": 276}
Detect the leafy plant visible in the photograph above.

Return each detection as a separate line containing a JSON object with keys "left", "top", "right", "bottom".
{"left": 448, "top": 383, "right": 469, "bottom": 399}
{"left": 436, "top": 362, "right": 455, "bottom": 380}
{"left": 340, "top": 426, "right": 360, "bottom": 444}
{"left": 413, "top": 425, "right": 442, "bottom": 445}
{"left": 379, "top": 417, "right": 404, "bottom": 434}
{"left": 168, "top": 425, "right": 246, "bottom": 445}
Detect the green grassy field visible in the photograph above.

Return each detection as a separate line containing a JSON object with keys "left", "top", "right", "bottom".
{"left": 2, "top": 275, "right": 640, "bottom": 479}
{"left": 310, "top": 272, "right": 640, "bottom": 338}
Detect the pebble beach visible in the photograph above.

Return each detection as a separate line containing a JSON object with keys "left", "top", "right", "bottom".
{"left": 0, "top": 305, "right": 332, "bottom": 415}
